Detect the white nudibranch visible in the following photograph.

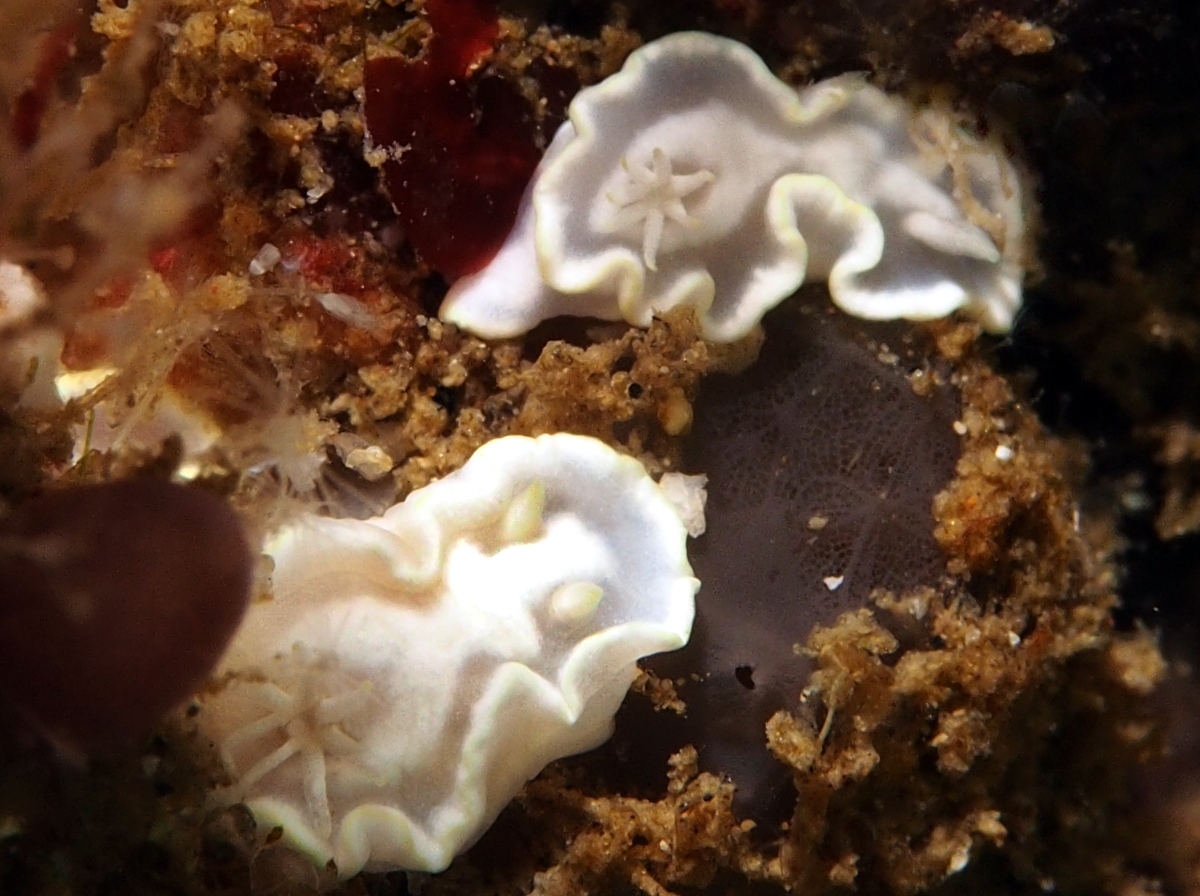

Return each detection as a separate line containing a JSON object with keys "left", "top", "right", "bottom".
{"left": 198, "top": 433, "right": 698, "bottom": 878}
{"left": 440, "top": 32, "right": 1032, "bottom": 343}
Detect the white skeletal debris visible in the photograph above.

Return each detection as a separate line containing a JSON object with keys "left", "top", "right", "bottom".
{"left": 248, "top": 242, "right": 282, "bottom": 276}
{"left": 0, "top": 262, "right": 60, "bottom": 411}
{"left": 198, "top": 433, "right": 698, "bottom": 877}
{"left": 314, "top": 291, "right": 381, "bottom": 331}
{"left": 0, "top": 261, "right": 44, "bottom": 330}
{"left": 657, "top": 472, "right": 708, "bottom": 537}
{"left": 441, "top": 32, "right": 1030, "bottom": 343}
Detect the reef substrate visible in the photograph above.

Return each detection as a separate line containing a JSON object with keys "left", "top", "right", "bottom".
{"left": 0, "top": 0, "right": 1197, "bottom": 894}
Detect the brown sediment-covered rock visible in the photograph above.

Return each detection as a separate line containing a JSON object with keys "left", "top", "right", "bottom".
{"left": 429, "top": 324, "right": 1154, "bottom": 896}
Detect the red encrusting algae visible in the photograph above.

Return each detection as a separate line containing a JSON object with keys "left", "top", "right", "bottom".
{"left": 363, "top": 0, "right": 542, "bottom": 279}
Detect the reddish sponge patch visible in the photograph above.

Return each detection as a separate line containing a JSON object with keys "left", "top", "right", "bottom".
{"left": 0, "top": 480, "right": 254, "bottom": 756}
{"left": 11, "top": 17, "right": 79, "bottom": 150}
{"left": 363, "top": 0, "right": 541, "bottom": 279}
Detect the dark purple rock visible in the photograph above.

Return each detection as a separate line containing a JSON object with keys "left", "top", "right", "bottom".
{"left": 0, "top": 479, "right": 253, "bottom": 756}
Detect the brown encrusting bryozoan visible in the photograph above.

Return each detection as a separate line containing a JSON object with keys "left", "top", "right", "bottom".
{"left": 0, "top": 0, "right": 1195, "bottom": 892}
{"left": 636, "top": 295, "right": 961, "bottom": 824}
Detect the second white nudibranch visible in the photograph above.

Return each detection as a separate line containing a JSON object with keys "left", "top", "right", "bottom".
{"left": 198, "top": 434, "right": 698, "bottom": 878}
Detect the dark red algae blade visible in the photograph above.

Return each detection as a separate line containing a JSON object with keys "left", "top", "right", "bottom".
{"left": 0, "top": 480, "right": 253, "bottom": 757}
{"left": 607, "top": 296, "right": 960, "bottom": 823}
{"left": 11, "top": 16, "right": 80, "bottom": 150}
{"left": 362, "top": 0, "right": 542, "bottom": 279}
